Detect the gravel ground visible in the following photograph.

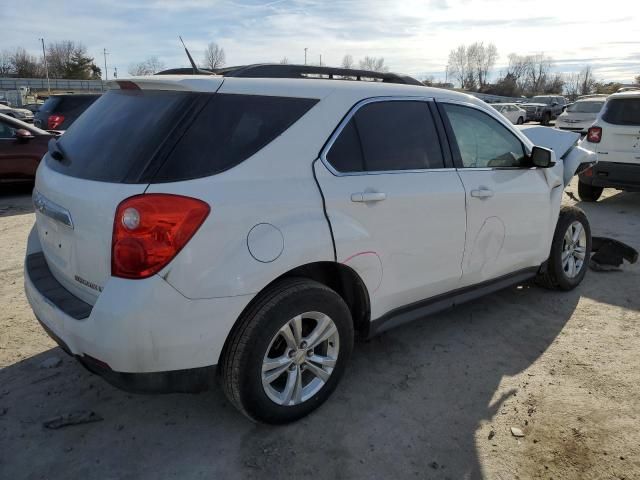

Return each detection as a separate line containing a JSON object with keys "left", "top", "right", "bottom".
{"left": 0, "top": 180, "right": 638, "bottom": 480}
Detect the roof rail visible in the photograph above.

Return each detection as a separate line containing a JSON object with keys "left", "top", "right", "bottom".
{"left": 156, "top": 63, "right": 423, "bottom": 86}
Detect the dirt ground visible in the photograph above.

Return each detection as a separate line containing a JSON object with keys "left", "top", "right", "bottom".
{"left": 1, "top": 180, "right": 638, "bottom": 480}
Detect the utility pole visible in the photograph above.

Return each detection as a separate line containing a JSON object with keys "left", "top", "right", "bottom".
{"left": 39, "top": 38, "right": 50, "bottom": 94}
{"left": 319, "top": 54, "right": 322, "bottom": 66}
{"left": 114, "top": 66, "right": 118, "bottom": 79}
{"left": 304, "top": 48, "right": 308, "bottom": 65}
{"left": 103, "top": 48, "right": 109, "bottom": 82}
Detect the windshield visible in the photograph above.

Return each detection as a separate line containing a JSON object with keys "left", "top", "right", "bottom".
{"left": 566, "top": 101, "right": 604, "bottom": 113}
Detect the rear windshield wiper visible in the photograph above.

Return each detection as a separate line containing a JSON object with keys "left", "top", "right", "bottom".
{"left": 47, "top": 138, "right": 66, "bottom": 162}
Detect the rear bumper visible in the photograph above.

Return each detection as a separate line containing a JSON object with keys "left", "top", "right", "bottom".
{"left": 24, "top": 227, "right": 253, "bottom": 382}
{"left": 579, "top": 161, "right": 640, "bottom": 191}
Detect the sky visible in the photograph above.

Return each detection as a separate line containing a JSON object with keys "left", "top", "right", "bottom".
{"left": 1, "top": 0, "right": 639, "bottom": 84}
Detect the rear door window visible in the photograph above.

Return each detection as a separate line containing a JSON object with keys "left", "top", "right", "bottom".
{"left": 326, "top": 100, "right": 445, "bottom": 173}
{"left": 602, "top": 98, "right": 640, "bottom": 126}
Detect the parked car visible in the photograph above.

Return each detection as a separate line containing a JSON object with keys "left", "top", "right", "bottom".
{"left": 34, "top": 93, "right": 100, "bottom": 131}
{"left": 578, "top": 90, "right": 640, "bottom": 201}
{"left": 522, "top": 95, "right": 568, "bottom": 125}
{"left": 24, "top": 66, "right": 595, "bottom": 424}
{"left": 0, "top": 103, "right": 35, "bottom": 123}
{"left": 555, "top": 96, "right": 606, "bottom": 134}
{"left": 0, "top": 113, "right": 52, "bottom": 184}
{"left": 22, "top": 103, "right": 44, "bottom": 114}
{"left": 491, "top": 103, "right": 526, "bottom": 124}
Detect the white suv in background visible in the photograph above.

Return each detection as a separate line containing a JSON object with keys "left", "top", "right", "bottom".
{"left": 25, "top": 65, "right": 596, "bottom": 423}
{"left": 578, "top": 90, "right": 640, "bottom": 201}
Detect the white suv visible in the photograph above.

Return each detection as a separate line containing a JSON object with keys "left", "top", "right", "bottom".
{"left": 24, "top": 65, "right": 596, "bottom": 423}
{"left": 577, "top": 90, "right": 640, "bottom": 201}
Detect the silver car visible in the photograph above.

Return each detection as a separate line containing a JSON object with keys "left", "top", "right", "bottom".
{"left": 556, "top": 96, "right": 606, "bottom": 134}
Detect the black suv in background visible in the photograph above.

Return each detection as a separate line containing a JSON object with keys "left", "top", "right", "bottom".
{"left": 34, "top": 94, "right": 100, "bottom": 131}
{"left": 522, "top": 95, "right": 568, "bottom": 125}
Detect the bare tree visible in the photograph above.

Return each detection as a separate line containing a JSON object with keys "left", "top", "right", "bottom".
{"left": 467, "top": 42, "right": 498, "bottom": 88}
{"left": 12, "top": 48, "right": 42, "bottom": 77}
{"left": 579, "top": 66, "right": 596, "bottom": 95}
{"left": 359, "top": 56, "right": 388, "bottom": 72}
{"left": 422, "top": 75, "right": 436, "bottom": 86}
{"left": 505, "top": 54, "right": 531, "bottom": 92}
{"left": 202, "top": 42, "right": 225, "bottom": 70}
{"left": 0, "top": 50, "right": 14, "bottom": 75}
{"left": 564, "top": 72, "right": 581, "bottom": 99}
{"left": 527, "top": 53, "right": 553, "bottom": 94}
{"left": 279, "top": 57, "right": 289, "bottom": 65}
{"left": 635, "top": 75, "right": 640, "bottom": 85}
{"left": 341, "top": 54, "right": 355, "bottom": 69}
{"left": 128, "top": 56, "right": 165, "bottom": 76}
{"left": 447, "top": 45, "right": 469, "bottom": 89}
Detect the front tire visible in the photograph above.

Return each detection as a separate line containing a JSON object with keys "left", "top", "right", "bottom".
{"left": 516, "top": 116, "right": 524, "bottom": 125}
{"left": 220, "top": 278, "right": 354, "bottom": 424}
{"left": 537, "top": 206, "right": 591, "bottom": 291}
{"left": 577, "top": 180, "right": 603, "bottom": 202}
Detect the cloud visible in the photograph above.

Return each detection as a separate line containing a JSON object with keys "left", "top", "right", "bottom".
{"left": 1, "top": 0, "right": 638, "bottom": 82}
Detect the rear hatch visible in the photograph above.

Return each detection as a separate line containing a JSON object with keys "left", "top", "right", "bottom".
{"left": 34, "top": 81, "right": 221, "bottom": 304}
{"left": 598, "top": 97, "right": 640, "bottom": 163}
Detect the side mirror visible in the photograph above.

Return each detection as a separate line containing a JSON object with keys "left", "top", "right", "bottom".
{"left": 15, "top": 128, "right": 34, "bottom": 142}
{"left": 531, "top": 146, "right": 555, "bottom": 168}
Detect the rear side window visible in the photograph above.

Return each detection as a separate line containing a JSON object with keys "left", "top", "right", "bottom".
{"left": 152, "top": 94, "right": 318, "bottom": 182}
{"left": 326, "top": 101, "right": 444, "bottom": 172}
{"left": 602, "top": 98, "right": 640, "bottom": 126}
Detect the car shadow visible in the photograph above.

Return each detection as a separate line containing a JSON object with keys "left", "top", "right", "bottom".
{"left": 0, "top": 186, "right": 34, "bottom": 218}
{"left": 0, "top": 281, "right": 580, "bottom": 479}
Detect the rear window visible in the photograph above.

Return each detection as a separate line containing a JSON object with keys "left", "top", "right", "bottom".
{"left": 602, "top": 98, "right": 640, "bottom": 126}
{"left": 47, "top": 90, "right": 318, "bottom": 183}
{"left": 567, "top": 101, "right": 604, "bottom": 113}
{"left": 39, "top": 97, "right": 61, "bottom": 113}
{"left": 48, "top": 89, "right": 195, "bottom": 182}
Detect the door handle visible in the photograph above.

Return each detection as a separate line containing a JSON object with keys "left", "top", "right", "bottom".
{"left": 351, "top": 192, "right": 387, "bottom": 203}
{"left": 470, "top": 188, "right": 494, "bottom": 199}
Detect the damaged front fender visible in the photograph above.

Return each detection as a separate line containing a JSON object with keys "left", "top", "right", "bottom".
{"left": 518, "top": 125, "right": 597, "bottom": 186}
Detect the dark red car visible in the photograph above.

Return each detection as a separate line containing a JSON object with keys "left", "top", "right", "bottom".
{"left": 0, "top": 113, "right": 53, "bottom": 185}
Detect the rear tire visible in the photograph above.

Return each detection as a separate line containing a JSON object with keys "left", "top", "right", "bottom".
{"left": 541, "top": 112, "right": 551, "bottom": 126}
{"left": 220, "top": 277, "right": 354, "bottom": 424}
{"left": 537, "top": 206, "right": 591, "bottom": 291}
{"left": 516, "top": 116, "right": 524, "bottom": 125}
{"left": 577, "top": 181, "right": 603, "bottom": 202}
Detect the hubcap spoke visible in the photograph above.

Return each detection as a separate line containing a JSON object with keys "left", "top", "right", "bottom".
{"left": 290, "top": 315, "right": 303, "bottom": 345}
{"left": 304, "top": 360, "right": 331, "bottom": 382}
{"left": 574, "top": 246, "right": 586, "bottom": 260}
{"left": 572, "top": 223, "right": 583, "bottom": 243}
{"left": 262, "top": 356, "right": 293, "bottom": 384}
{"left": 306, "top": 318, "right": 338, "bottom": 349}
{"left": 279, "top": 323, "right": 298, "bottom": 350}
{"left": 307, "top": 353, "right": 337, "bottom": 369}
{"left": 281, "top": 367, "right": 299, "bottom": 405}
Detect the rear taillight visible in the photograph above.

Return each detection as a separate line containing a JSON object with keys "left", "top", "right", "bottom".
{"left": 47, "top": 114, "right": 65, "bottom": 130}
{"left": 587, "top": 126, "right": 602, "bottom": 143}
{"left": 111, "top": 194, "right": 210, "bottom": 279}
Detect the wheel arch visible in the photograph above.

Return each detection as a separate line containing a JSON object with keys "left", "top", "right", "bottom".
{"left": 219, "top": 261, "right": 372, "bottom": 363}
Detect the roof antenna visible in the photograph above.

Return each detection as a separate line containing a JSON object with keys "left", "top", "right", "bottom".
{"left": 179, "top": 35, "right": 199, "bottom": 74}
